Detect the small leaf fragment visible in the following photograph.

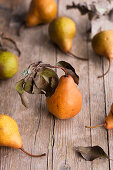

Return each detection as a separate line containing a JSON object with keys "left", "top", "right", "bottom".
{"left": 22, "top": 68, "right": 31, "bottom": 76}
{"left": 57, "top": 61, "right": 79, "bottom": 85}
{"left": 75, "top": 146, "right": 108, "bottom": 161}
{"left": 15, "top": 79, "right": 25, "bottom": 94}
{"left": 19, "top": 93, "right": 29, "bottom": 108}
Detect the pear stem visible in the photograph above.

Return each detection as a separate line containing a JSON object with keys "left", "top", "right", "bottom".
{"left": 98, "top": 58, "right": 112, "bottom": 78}
{"left": 20, "top": 148, "right": 46, "bottom": 157}
{"left": 85, "top": 124, "right": 105, "bottom": 129}
{"left": 0, "top": 32, "right": 21, "bottom": 56}
{"left": 17, "top": 22, "right": 25, "bottom": 36}
{"left": 68, "top": 51, "right": 88, "bottom": 61}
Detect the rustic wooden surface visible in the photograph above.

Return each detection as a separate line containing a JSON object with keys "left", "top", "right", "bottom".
{"left": 0, "top": 0, "right": 113, "bottom": 170}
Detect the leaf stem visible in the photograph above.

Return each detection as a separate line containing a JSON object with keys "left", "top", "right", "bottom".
{"left": 20, "top": 148, "right": 46, "bottom": 157}
{"left": 50, "top": 65, "right": 68, "bottom": 76}
{"left": 34, "top": 63, "right": 68, "bottom": 76}
{"left": 85, "top": 124, "right": 105, "bottom": 129}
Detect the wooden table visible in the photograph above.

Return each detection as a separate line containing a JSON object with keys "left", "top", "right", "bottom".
{"left": 0, "top": 0, "right": 113, "bottom": 170}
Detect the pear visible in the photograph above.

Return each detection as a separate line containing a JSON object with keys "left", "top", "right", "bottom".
{"left": 105, "top": 103, "right": 113, "bottom": 129}
{"left": 0, "top": 52, "right": 18, "bottom": 79}
{"left": 86, "top": 103, "right": 113, "bottom": 130}
{"left": 92, "top": 30, "right": 113, "bottom": 78}
{"left": 48, "top": 17, "right": 87, "bottom": 60}
{"left": 48, "top": 17, "right": 76, "bottom": 53}
{"left": 46, "top": 75, "right": 82, "bottom": 119}
{"left": 0, "top": 114, "right": 46, "bottom": 157}
{"left": 26, "top": 0, "right": 57, "bottom": 27}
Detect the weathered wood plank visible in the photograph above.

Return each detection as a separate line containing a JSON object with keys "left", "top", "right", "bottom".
{"left": 0, "top": 0, "right": 54, "bottom": 170}
{"left": 88, "top": 2, "right": 113, "bottom": 169}
{"left": 51, "top": 0, "right": 91, "bottom": 170}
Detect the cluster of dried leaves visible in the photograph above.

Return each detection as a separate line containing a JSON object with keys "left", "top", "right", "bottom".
{"left": 15, "top": 61, "right": 79, "bottom": 107}
{"left": 66, "top": 1, "right": 113, "bottom": 21}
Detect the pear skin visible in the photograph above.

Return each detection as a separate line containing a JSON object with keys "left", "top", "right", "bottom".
{"left": 48, "top": 17, "right": 76, "bottom": 53}
{"left": 0, "top": 52, "right": 18, "bottom": 79}
{"left": 46, "top": 75, "right": 82, "bottom": 119}
{"left": 92, "top": 30, "right": 113, "bottom": 78}
{"left": 92, "top": 30, "right": 113, "bottom": 59}
{"left": 0, "top": 114, "right": 46, "bottom": 157}
{"left": 26, "top": 0, "right": 57, "bottom": 27}
{"left": 0, "top": 115, "right": 22, "bottom": 149}
{"left": 105, "top": 103, "right": 113, "bottom": 129}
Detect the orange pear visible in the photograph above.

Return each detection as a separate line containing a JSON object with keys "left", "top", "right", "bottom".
{"left": 26, "top": 0, "right": 57, "bottom": 27}
{"left": 46, "top": 75, "right": 82, "bottom": 119}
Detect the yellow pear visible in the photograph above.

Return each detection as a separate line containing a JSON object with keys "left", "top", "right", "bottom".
{"left": 46, "top": 75, "right": 82, "bottom": 119}
{"left": 0, "top": 114, "right": 46, "bottom": 157}
{"left": 0, "top": 114, "right": 22, "bottom": 148}
{"left": 48, "top": 16, "right": 76, "bottom": 53}
{"left": 26, "top": 0, "right": 57, "bottom": 27}
{"left": 92, "top": 30, "right": 113, "bottom": 78}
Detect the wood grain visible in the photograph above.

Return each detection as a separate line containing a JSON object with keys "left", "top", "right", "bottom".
{"left": 0, "top": 0, "right": 113, "bottom": 170}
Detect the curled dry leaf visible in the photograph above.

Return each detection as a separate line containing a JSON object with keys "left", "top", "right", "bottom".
{"left": 24, "top": 77, "right": 33, "bottom": 94}
{"left": 75, "top": 146, "right": 108, "bottom": 161}
{"left": 34, "top": 68, "right": 59, "bottom": 97}
{"left": 15, "top": 79, "right": 25, "bottom": 94}
{"left": 19, "top": 93, "right": 29, "bottom": 108}
{"left": 57, "top": 61, "right": 79, "bottom": 85}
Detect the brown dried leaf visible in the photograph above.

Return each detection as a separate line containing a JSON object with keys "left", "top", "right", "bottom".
{"left": 34, "top": 68, "right": 59, "bottom": 97}
{"left": 57, "top": 61, "right": 79, "bottom": 85}
{"left": 75, "top": 146, "right": 108, "bottom": 161}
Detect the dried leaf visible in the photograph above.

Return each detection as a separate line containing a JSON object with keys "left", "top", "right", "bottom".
{"left": 34, "top": 68, "right": 59, "bottom": 97}
{"left": 24, "top": 77, "right": 33, "bottom": 94}
{"left": 66, "top": 2, "right": 113, "bottom": 21}
{"left": 19, "top": 93, "right": 29, "bottom": 108}
{"left": 57, "top": 61, "right": 79, "bottom": 85}
{"left": 75, "top": 146, "right": 108, "bottom": 161}
{"left": 15, "top": 79, "right": 25, "bottom": 94}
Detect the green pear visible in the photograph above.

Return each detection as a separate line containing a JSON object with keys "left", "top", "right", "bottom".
{"left": 0, "top": 51, "right": 18, "bottom": 79}
{"left": 48, "top": 16, "right": 76, "bottom": 52}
